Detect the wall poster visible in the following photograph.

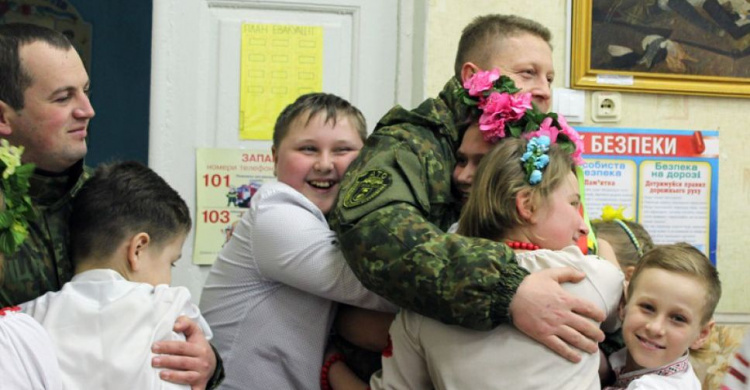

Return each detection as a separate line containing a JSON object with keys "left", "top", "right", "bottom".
{"left": 239, "top": 23, "right": 323, "bottom": 140}
{"left": 580, "top": 127, "right": 719, "bottom": 264}
{"left": 193, "top": 148, "right": 276, "bottom": 264}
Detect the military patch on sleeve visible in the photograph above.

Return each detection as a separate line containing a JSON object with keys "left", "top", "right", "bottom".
{"left": 343, "top": 169, "right": 392, "bottom": 208}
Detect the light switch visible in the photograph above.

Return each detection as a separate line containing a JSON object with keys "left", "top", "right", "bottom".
{"left": 552, "top": 88, "right": 585, "bottom": 123}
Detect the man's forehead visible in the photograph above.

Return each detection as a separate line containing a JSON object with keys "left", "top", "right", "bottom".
{"left": 19, "top": 41, "right": 88, "bottom": 91}
{"left": 485, "top": 34, "right": 552, "bottom": 68}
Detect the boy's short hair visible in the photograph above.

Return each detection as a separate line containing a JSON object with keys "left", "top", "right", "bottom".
{"left": 272, "top": 92, "right": 367, "bottom": 148}
{"left": 454, "top": 14, "right": 552, "bottom": 80}
{"left": 457, "top": 137, "right": 575, "bottom": 240}
{"left": 0, "top": 23, "right": 73, "bottom": 110}
{"left": 70, "top": 162, "right": 192, "bottom": 264}
{"left": 593, "top": 220, "right": 654, "bottom": 268}
{"left": 628, "top": 243, "right": 721, "bottom": 324}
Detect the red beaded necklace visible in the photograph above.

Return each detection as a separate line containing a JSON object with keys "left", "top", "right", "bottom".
{"left": 506, "top": 241, "right": 540, "bottom": 250}
{"left": 0, "top": 306, "right": 21, "bottom": 316}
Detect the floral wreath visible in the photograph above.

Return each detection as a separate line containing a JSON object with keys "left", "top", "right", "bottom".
{"left": 0, "top": 139, "right": 36, "bottom": 255}
{"left": 461, "top": 69, "right": 585, "bottom": 184}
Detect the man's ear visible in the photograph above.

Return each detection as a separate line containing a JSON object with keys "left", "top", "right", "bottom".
{"left": 460, "top": 62, "right": 481, "bottom": 84}
{"left": 0, "top": 100, "right": 16, "bottom": 136}
{"left": 126, "top": 232, "right": 151, "bottom": 272}
{"left": 690, "top": 319, "right": 715, "bottom": 350}
{"left": 515, "top": 189, "right": 535, "bottom": 222}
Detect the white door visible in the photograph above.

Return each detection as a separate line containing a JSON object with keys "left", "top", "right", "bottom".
{"left": 149, "top": 0, "right": 423, "bottom": 299}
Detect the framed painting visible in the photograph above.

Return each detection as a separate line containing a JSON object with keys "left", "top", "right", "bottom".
{"left": 570, "top": 0, "right": 750, "bottom": 97}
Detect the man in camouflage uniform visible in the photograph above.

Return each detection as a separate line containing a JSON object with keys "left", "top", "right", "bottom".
{"left": 331, "top": 14, "right": 606, "bottom": 363}
{"left": 0, "top": 23, "right": 224, "bottom": 388}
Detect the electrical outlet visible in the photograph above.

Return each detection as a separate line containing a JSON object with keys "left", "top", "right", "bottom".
{"left": 591, "top": 91, "right": 622, "bottom": 122}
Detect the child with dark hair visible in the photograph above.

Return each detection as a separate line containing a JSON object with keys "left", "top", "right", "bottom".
{"left": 199, "top": 93, "right": 396, "bottom": 390}
{"left": 22, "top": 161, "right": 211, "bottom": 390}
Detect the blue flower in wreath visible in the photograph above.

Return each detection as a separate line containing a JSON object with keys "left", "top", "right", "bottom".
{"left": 520, "top": 136, "right": 551, "bottom": 185}
{"left": 529, "top": 169, "right": 543, "bottom": 184}
{"left": 535, "top": 154, "right": 549, "bottom": 169}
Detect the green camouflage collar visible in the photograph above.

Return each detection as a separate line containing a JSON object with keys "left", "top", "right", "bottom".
{"left": 437, "top": 76, "right": 476, "bottom": 129}
{"left": 29, "top": 160, "right": 88, "bottom": 209}
{"left": 397, "top": 76, "right": 475, "bottom": 144}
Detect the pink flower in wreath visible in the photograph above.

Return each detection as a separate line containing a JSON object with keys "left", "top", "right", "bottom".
{"left": 557, "top": 114, "right": 585, "bottom": 165}
{"left": 463, "top": 68, "right": 500, "bottom": 96}
{"left": 478, "top": 91, "right": 514, "bottom": 142}
{"left": 508, "top": 92, "right": 532, "bottom": 121}
{"left": 478, "top": 115, "right": 506, "bottom": 142}
{"left": 525, "top": 117, "right": 560, "bottom": 143}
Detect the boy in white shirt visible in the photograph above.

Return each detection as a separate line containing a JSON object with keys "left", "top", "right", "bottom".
{"left": 22, "top": 161, "right": 211, "bottom": 390}
{"left": 605, "top": 243, "right": 720, "bottom": 389}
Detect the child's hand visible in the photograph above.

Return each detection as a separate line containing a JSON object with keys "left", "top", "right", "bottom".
{"left": 509, "top": 267, "right": 606, "bottom": 363}
{"left": 152, "top": 316, "right": 217, "bottom": 390}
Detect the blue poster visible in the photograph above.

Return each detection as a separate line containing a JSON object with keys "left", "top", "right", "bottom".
{"left": 580, "top": 127, "right": 719, "bottom": 264}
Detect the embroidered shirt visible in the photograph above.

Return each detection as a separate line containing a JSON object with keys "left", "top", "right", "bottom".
{"left": 605, "top": 348, "right": 701, "bottom": 389}
{"left": 722, "top": 331, "right": 750, "bottom": 389}
{"left": 0, "top": 308, "right": 62, "bottom": 389}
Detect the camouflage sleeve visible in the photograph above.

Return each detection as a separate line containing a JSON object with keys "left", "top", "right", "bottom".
{"left": 331, "top": 132, "right": 528, "bottom": 331}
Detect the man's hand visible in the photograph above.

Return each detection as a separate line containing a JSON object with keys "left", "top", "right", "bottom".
{"left": 509, "top": 267, "right": 606, "bottom": 363}
{"left": 152, "top": 316, "right": 216, "bottom": 390}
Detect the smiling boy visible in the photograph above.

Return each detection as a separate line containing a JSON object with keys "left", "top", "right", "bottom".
{"left": 200, "top": 93, "right": 397, "bottom": 390}
{"left": 606, "top": 243, "right": 720, "bottom": 389}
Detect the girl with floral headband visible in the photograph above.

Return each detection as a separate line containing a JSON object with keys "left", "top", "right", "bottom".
{"left": 327, "top": 136, "right": 624, "bottom": 389}
{"left": 376, "top": 138, "right": 623, "bottom": 389}
{"left": 460, "top": 68, "right": 599, "bottom": 252}
{"left": 324, "top": 69, "right": 627, "bottom": 388}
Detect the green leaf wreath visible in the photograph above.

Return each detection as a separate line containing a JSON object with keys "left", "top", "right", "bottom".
{"left": 0, "top": 139, "right": 36, "bottom": 255}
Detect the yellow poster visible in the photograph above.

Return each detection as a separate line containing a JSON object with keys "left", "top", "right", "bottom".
{"left": 193, "top": 148, "right": 276, "bottom": 264}
{"left": 239, "top": 23, "right": 323, "bottom": 140}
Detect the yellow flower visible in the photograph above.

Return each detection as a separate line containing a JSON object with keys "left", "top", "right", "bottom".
{"left": 600, "top": 205, "right": 632, "bottom": 222}
{"left": 0, "top": 140, "right": 24, "bottom": 179}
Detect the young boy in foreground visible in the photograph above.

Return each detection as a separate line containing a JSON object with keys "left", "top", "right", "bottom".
{"left": 606, "top": 243, "right": 720, "bottom": 389}
{"left": 22, "top": 161, "right": 211, "bottom": 390}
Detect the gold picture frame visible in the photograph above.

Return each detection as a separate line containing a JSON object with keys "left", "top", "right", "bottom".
{"left": 570, "top": 0, "right": 750, "bottom": 98}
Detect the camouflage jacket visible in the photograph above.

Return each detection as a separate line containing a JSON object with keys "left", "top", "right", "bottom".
{"left": 0, "top": 161, "right": 90, "bottom": 307}
{"left": 330, "top": 77, "right": 527, "bottom": 331}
